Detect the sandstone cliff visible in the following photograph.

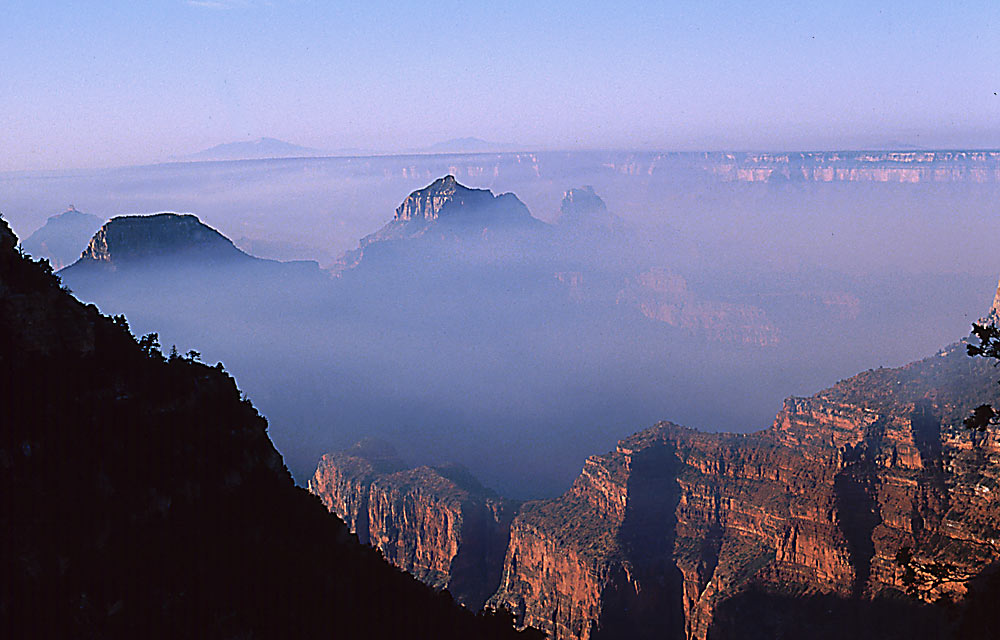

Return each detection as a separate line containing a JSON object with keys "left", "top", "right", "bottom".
{"left": 309, "top": 440, "right": 519, "bottom": 608}
{"left": 489, "top": 341, "right": 1000, "bottom": 639}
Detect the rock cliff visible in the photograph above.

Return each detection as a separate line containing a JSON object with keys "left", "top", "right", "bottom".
{"left": 700, "top": 150, "right": 1000, "bottom": 183}
{"left": 309, "top": 440, "right": 519, "bottom": 608}
{"left": 0, "top": 213, "right": 537, "bottom": 639}
{"left": 489, "top": 341, "right": 1000, "bottom": 639}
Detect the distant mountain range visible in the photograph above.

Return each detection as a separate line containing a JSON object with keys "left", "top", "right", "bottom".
{"left": 182, "top": 136, "right": 518, "bottom": 162}
{"left": 184, "top": 137, "right": 328, "bottom": 161}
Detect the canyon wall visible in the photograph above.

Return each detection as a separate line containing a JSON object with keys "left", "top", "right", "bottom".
{"left": 489, "top": 341, "right": 1000, "bottom": 639}
{"left": 312, "top": 336, "right": 1000, "bottom": 639}
{"left": 694, "top": 150, "right": 1000, "bottom": 183}
{"left": 308, "top": 441, "right": 519, "bottom": 608}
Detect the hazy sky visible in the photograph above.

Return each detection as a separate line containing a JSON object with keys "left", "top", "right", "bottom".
{"left": 2, "top": 1, "right": 999, "bottom": 170}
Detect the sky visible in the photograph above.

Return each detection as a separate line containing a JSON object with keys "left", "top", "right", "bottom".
{"left": 2, "top": 0, "right": 999, "bottom": 170}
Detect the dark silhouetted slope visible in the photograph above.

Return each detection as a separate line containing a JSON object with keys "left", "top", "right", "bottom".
{"left": 0, "top": 214, "right": 540, "bottom": 639}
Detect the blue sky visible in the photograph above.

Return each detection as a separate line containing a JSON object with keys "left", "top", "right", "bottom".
{"left": 2, "top": 0, "right": 998, "bottom": 169}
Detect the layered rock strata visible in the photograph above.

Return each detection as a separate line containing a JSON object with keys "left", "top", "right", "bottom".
{"left": 489, "top": 342, "right": 1000, "bottom": 639}
{"left": 309, "top": 441, "right": 519, "bottom": 608}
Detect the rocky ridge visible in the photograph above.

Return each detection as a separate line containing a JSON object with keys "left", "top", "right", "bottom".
{"left": 367, "top": 175, "right": 539, "bottom": 241}
{"left": 556, "top": 186, "right": 620, "bottom": 232}
{"left": 333, "top": 175, "right": 545, "bottom": 274}
{"left": 616, "top": 267, "right": 780, "bottom": 346}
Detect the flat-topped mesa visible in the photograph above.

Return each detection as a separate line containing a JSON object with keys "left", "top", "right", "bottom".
{"left": 74, "top": 213, "right": 250, "bottom": 266}
{"left": 308, "top": 441, "right": 519, "bottom": 609}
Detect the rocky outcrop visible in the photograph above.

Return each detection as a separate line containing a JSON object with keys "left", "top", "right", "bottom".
{"left": 371, "top": 175, "right": 539, "bottom": 240}
{"left": 334, "top": 175, "right": 547, "bottom": 274}
{"left": 394, "top": 174, "right": 507, "bottom": 222}
{"left": 73, "top": 213, "right": 250, "bottom": 266}
{"left": 556, "top": 186, "right": 620, "bottom": 232}
{"left": 0, "top": 214, "right": 537, "bottom": 640}
{"left": 489, "top": 341, "right": 1000, "bottom": 639}
{"left": 309, "top": 441, "right": 519, "bottom": 608}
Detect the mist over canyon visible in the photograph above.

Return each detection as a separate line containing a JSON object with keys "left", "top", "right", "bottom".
{"left": 40, "top": 154, "right": 998, "bottom": 498}
{"left": 6, "top": 149, "right": 1000, "bottom": 638}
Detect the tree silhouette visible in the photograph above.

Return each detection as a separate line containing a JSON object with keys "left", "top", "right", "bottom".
{"left": 964, "top": 322, "right": 1000, "bottom": 430}
{"left": 138, "top": 332, "right": 162, "bottom": 359}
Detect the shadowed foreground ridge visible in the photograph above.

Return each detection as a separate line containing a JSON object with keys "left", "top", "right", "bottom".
{"left": 0, "top": 215, "right": 539, "bottom": 639}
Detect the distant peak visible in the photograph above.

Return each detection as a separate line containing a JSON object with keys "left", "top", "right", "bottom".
{"left": 393, "top": 175, "right": 500, "bottom": 222}
{"left": 557, "top": 185, "right": 614, "bottom": 229}
{"left": 73, "top": 212, "right": 249, "bottom": 265}
{"left": 52, "top": 205, "right": 95, "bottom": 220}
{"left": 561, "top": 185, "right": 601, "bottom": 206}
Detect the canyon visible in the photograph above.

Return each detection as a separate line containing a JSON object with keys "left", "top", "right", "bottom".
{"left": 311, "top": 337, "right": 1000, "bottom": 639}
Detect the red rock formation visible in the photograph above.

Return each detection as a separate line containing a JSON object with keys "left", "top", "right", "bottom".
{"left": 308, "top": 440, "right": 518, "bottom": 608}
{"left": 490, "top": 342, "right": 1000, "bottom": 639}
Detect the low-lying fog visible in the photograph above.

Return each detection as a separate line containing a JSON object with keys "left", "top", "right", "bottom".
{"left": 6, "top": 152, "right": 999, "bottom": 498}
